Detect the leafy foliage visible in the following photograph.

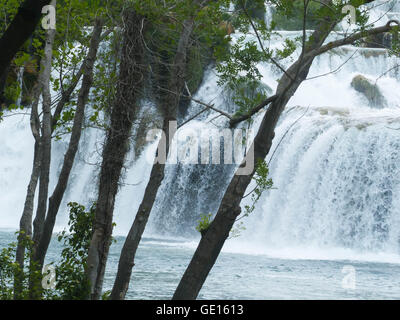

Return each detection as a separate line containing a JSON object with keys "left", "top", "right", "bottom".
{"left": 0, "top": 202, "right": 104, "bottom": 300}
{"left": 389, "top": 25, "right": 400, "bottom": 57}
{"left": 0, "top": 233, "right": 50, "bottom": 300}
{"left": 0, "top": 0, "right": 22, "bottom": 36}
{"left": 228, "top": 160, "right": 273, "bottom": 239}
{"left": 53, "top": 202, "right": 95, "bottom": 300}
{"left": 244, "top": 160, "right": 273, "bottom": 217}
{"left": 228, "top": 221, "right": 246, "bottom": 239}
{"left": 196, "top": 213, "right": 213, "bottom": 235}
{"left": 230, "top": 79, "right": 271, "bottom": 121}
{"left": 271, "top": 0, "right": 321, "bottom": 30}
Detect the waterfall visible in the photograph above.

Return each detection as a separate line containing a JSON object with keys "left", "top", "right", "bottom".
{"left": 1, "top": 1, "right": 400, "bottom": 264}
{"left": 148, "top": 1, "right": 400, "bottom": 260}
{"left": 240, "top": 106, "right": 400, "bottom": 258}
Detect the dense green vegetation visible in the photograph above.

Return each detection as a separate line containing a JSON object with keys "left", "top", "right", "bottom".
{"left": 1, "top": 202, "right": 96, "bottom": 299}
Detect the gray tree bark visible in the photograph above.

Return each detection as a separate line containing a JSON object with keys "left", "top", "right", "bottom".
{"left": 109, "top": 0, "right": 214, "bottom": 299}
{"left": 14, "top": 99, "right": 41, "bottom": 299}
{"left": 30, "top": 6, "right": 56, "bottom": 252}
{"left": 86, "top": 8, "right": 146, "bottom": 300}
{"left": 28, "top": 5, "right": 56, "bottom": 297}
{"left": 109, "top": 3, "right": 203, "bottom": 300}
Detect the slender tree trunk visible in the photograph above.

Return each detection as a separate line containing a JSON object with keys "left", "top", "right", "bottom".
{"left": 109, "top": 119, "right": 170, "bottom": 300}
{"left": 13, "top": 72, "right": 42, "bottom": 299}
{"left": 14, "top": 141, "right": 41, "bottom": 299}
{"left": 110, "top": 3, "right": 203, "bottom": 299}
{"left": 31, "top": 21, "right": 55, "bottom": 251}
{"left": 28, "top": 6, "right": 56, "bottom": 297}
{"left": 14, "top": 21, "right": 110, "bottom": 275}
{"left": 86, "top": 9, "right": 146, "bottom": 300}
{"left": 15, "top": 141, "right": 40, "bottom": 261}
{"left": 172, "top": 7, "right": 339, "bottom": 299}
{"left": 34, "top": 18, "right": 105, "bottom": 268}
{"left": 171, "top": 93, "right": 299, "bottom": 300}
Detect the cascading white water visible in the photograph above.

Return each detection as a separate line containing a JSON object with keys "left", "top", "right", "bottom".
{"left": 224, "top": 1, "right": 400, "bottom": 261}
{"left": 1, "top": 1, "right": 400, "bottom": 265}
{"left": 238, "top": 106, "right": 400, "bottom": 260}
{"left": 149, "top": 1, "right": 400, "bottom": 262}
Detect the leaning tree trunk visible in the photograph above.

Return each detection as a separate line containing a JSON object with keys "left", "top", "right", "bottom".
{"left": 34, "top": 18, "right": 105, "bottom": 269}
{"left": 109, "top": 120, "right": 168, "bottom": 300}
{"left": 171, "top": 91, "right": 302, "bottom": 300}
{"left": 109, "top": 6, "right": 200, "bottom": 300}
{"left": 170, "top": 0, "right": 397, "bottom": 299}
{"left": 172, "top": 5, "right": 340, "bottom": 299}
{"left": 86, "top": 9, "right": 146, "bottom": 300}
{"left": 0, "top": 0, "right": 51, "bottom": 104}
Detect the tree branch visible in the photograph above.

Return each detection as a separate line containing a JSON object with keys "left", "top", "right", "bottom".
{"left": 229, "top": 94, "right": 277, "bottom": 127}
{"left": 309, "top": 19, "right": 400, "bottom": 59}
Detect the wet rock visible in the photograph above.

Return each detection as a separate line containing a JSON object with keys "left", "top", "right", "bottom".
{"left": 351, "top": 74, "right": 387, "bottom": 108}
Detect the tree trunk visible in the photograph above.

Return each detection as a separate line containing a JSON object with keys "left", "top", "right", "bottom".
{"left": 14, "top": 69, "right": 42, "bottom": 298}
{"left": 31, "top": 26, "right": 55, "bottom": 250}
{"left": 86, "top": 9, "right": 146, "bottom": 300}
{"left": 0, "top": 0, "right": 51, "bottom": 104}
{"left": 28, "top": 7, "right": 56, "bottom": 297}
{"left": 109, "top": 119, "right": 170, "bottom": 300}
{"left": 13, "top": 27, "right": 50, "bottom": 297}
{"left": 171, "top": 94, "right": 300, "bottom": 300}
{"left": 15, "top": 141, "right": 40, "bottom": 259}
{"left": 34, "top": 18, "right": 105, "bottom": 268}
{"left": 14, "top": 140, "right": 41, "bottom": 299}
{"left": 172, "top": 5, "right": 339, "bottom": 299}
{"left": 110, "top": 3, "right": 202, "bottom": 299}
